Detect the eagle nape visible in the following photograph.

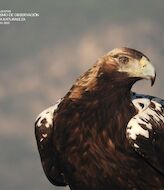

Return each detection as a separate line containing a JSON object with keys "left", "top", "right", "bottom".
{"left": 35, "top": 47, "right": 164, "bottom": 190}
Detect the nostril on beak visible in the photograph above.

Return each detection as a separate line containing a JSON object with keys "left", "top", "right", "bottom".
{"left": 142, "top": 64, "right": 146, "bottom": 68}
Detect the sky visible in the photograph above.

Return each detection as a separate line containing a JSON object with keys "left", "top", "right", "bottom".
{"left": 0, "top": 1, "right": 164, "bottom": 190}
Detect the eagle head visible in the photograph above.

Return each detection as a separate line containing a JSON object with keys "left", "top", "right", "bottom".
{"left": 69, "top": 47, "right": 156, "bottom": 99}
{"left": 100, "top": 47, "right": 156, "bottom": 86}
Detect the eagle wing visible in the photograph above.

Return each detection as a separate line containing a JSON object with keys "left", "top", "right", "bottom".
{"left": 35, "top": 99, "right": 67, "bottom": 186}
{"left": 126, "top": 93, "right": 164, "bottom": 175}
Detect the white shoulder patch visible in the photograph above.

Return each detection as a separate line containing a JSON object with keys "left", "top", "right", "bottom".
{"left": 35, "top": 99, "right": 62, "bottom": 129}
{"left": 126, "top": 93, "right": 164, "bottom": 148}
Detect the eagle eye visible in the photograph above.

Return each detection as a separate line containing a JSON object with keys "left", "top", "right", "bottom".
{"left": 118, "top": 56, "right": 129, "bottom": 64}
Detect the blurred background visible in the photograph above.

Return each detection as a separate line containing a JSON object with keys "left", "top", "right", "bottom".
{"left": 0, "top": 1, "right": 164, "bottom": 190}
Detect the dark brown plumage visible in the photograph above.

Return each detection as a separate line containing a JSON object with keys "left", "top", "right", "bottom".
{"left": 35, "top": 47, "right": 164, "bottom": 190}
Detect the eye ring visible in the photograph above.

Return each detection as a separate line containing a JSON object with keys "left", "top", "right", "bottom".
{"left": 118, "top": 56, "right": 129, "bottom": 64}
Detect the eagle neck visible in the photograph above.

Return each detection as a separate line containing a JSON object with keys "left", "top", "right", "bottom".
{"left": 92, "top": 80, "right": 137, "bottom": 147}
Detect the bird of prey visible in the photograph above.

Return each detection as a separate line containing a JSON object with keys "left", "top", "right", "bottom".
{"left": 35, "top": 47, "right": 164, "bottom": 190}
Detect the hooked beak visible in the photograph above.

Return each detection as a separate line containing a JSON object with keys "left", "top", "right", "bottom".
{"left": 139, "top": 56, "right": 156, "bottom": 86}
{"left": 150, "top": 72, "right": 156, "bottom": 86}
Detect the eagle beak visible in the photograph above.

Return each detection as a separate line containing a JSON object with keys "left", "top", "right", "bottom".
{"left": 139, "top": 56, "right": 156, "bottom": 86}
{"left": 150, "top": 72, "right": 156, "bottom": 86}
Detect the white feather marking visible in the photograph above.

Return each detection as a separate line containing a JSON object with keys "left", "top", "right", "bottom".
{"left": 132, "top": 98, "right": 150, "bottom": 112}
{"left": 40, "top": 138, "right": 44, "bottom": 142}
{"left": 134, "top": 143, "right": 139, "bottom": 148}
{"left": 127, "top": 95, "right": 164, "bottom": 141}
{"left": 127, "top": 122, "right": 149, "bottom": 140}
{"left": 35, "top": 99, "right": 62, "bottom": 128}
{"left": 42, "top": 134, "right": 47, "bottom": 138}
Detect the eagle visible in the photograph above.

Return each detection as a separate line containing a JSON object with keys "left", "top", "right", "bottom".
{"left": 35, "top": 47, "right": 164, "bottom": 190}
